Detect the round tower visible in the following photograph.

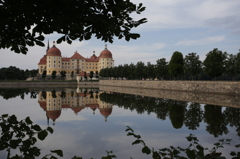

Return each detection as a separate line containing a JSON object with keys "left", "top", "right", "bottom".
{"left": 98, "top": 44, "right": 114, "bottom": 72}
{"left": 46, "top": 41, "right": 62, "bottom": 75}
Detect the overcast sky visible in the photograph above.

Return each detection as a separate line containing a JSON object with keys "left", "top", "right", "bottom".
{"left": 1, "top": 0, "right": 240, "bottom": 70}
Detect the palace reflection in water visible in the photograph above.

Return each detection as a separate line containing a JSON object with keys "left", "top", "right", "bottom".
{"left": 38, "top": 88, "right": 113, "bottom": 125}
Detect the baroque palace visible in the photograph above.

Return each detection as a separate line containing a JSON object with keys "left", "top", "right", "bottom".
{"left": 38, "top": 41, "right": 114, "bottom": 77}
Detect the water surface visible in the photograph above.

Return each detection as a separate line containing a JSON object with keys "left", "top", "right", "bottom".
{"left": 0, "top": 87, "right": 239, "bottom": 158}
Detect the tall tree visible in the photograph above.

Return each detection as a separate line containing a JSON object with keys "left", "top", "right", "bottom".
{"left": 89, "top": 71, "right": 94, "bottom": 80}
{"left": 95, "top": 71, "right": 99, "bottom": 79}
{"left": 71, "top": 71, "right": 74, "bottom": 80}
{"left": 117, "top": 65, "right": 124, "bottom": 80}
{"left": 42, "top": 70, "right": 46, "bottom": 80}
{"left": 145, "top": 62, "right": 155, "bottom": 80}
{"left": 122, "top": 64, "right": 129, "bottom": 79}
{"left": 235, "top": 51, "right": 240, "bottom": 80}
{"left": 168, "top": 51, "right": 184, "bottom": 80}
{"left": 225, "top": 54, "right": 237, "bottom": 80}
{"left": 184, "top": 53, "right": 202, "bottom": 80}
{"left": 135, "top": 61, "right": 145, "bottom": 80}
{"left": 155, "top": 58, "right": 169, "bottom": 80}
{"left": 51, "top": 71, "right": 57, "bottom": 80}
{"left": 60, "top": 71, "right": 66, "bottom": 80}
{"left": 0, "top": 0, "right": 147, "bottom": 54}
{"left": 128, "top": 63, "right": 136, "bottom": 80}
{"left": 30, "top": 69, "right": 38, "bottom": 80}
{"left": 203, "top": 48, "right": 227, "bottom": 80}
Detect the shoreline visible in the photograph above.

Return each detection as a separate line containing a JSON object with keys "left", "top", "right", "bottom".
{"left": 2, "top": 80, "right": 240, "bottom": 95}
{"left": 0, "top": 81, "right": 98, "bottom": 88}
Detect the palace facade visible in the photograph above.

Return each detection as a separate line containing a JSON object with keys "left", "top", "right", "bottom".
{"left": 38, "top": 42, "right": 114, "bottom": 76}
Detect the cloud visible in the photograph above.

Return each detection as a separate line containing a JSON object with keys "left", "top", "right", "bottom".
{"left": 176, "top": 35, "right": 225, "bottom": 46}
{"left": 110, "top": 43, "right": 167, "bottom": 65}
{"left": 204, "top": 14, "right": 240, "bottom": 34}
{"left": 132, "top": 0, "right": 240, "bottom": 30}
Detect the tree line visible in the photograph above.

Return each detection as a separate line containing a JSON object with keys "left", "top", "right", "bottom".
{"left": 99, "top": 48, "right": 240, "bottom": 80}
{"left": 0, "top": 66, "right": 38, "bottom": 80}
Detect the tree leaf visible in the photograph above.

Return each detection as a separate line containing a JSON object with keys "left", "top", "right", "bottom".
{"left": 32, "top": 124, "right": 42, "bottom": 131}
{"left": 132, "top": 140, "right": 141, "bottom": 145}
{"left": 235, "top": 144, "right": 240, "bottom": 148}
{"left": 25, "top": 116, "right": 33, "bottom": 125}
{"left": 35, "top": 40, "right": 45, "bottom": 47}
{"left": 47, "top": 127, "right": 54, "bottom": 134}
{"left": 152, "top": 151, "right": 161, "bottom": 159}
{"left": 51, "top": 150, "right": 63, "bottom": 157}
{"left": 142, "top": 146, "right": 151, "bottom": 154}
{"left": 37, "top": 130, "right": 48, "bottom": 140}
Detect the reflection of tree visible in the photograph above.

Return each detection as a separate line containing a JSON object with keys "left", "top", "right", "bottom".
{"left": 60, "top": 90, "right": 66, "bottom": 98}
{"left": 89, "top": 90, "right": 94, "bottom": 98}
{"left": 184, "top": 102, "right": 203, "bottom": 130}
{"left": 20, "top": 94, "right": 25, "bottom": 100}
{"left": 98, "top": 92, "right": 240, "bottom": 136}
{"left": 42, "top": 90, "right": 46, "bottom": 99}
{"left": 30, "top": 91, "right": 37, "bottom": 98}
{"left": 51, "top": 90, "right": 57, "bottom": 98}
{"left": 169, "top": 100, "right": 187, "bottom": 129}
{"left": 71, "top": 91, "right": 75, "bottom": 97}
{"left": 224, "top": 107, "right": 240, "bottom": 136}
{"left": 154, "top": 98, "right": 170, "bottom": 120}
{"left": 0, "top": 88, "right": 30, "bottom": 99}
{"left": 204, "top": 105, "right": 228, "bottom": 137}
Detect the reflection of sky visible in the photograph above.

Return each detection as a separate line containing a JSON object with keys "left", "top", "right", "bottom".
{"left": 0, "top": 94, "right": 239, "bottom": 159}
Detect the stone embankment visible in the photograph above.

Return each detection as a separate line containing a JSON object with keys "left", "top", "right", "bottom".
{"left": 99, "top": 80, "right": 240, "bottom": 108}
{"left": 99, "top": 85, "right": 240, "bottom": 108}
{"left": 99, "top": 80, "right": 240, "bottom": 95}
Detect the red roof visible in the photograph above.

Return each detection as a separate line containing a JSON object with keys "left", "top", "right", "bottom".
{"left": 38, "top": 101, "right": 46, "bottom": 111}
{"left": 71, "top": 107, "right": 85, "bottom": 114}
{"left": 99, "top": 107, "right": 112, "bottom": 116}
{"left": 46, "top": 110, "right": 61, "bottom": 120}
{"left": 71, "top": 52, "right": 86, "bottom": 59}
{"left": 86, "top": 57, "right": 99, "bottom": 62}
{"left": 62, "top": 57, "right": 70, "bottom": 61}
{"left": 47, "top": 46, "right": 62, "bottom": 56}
{"left": 38, "top": 55, "right": 47, "bottom": 65}
{"left": 99, "top": 49, "right": 112, "bottom": 58}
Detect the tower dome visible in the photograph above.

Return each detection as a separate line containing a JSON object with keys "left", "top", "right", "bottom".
{"left": 90, "top": 51, "right": 98, "bottom": 59}
{"left": 38, "top": 55, "right": 47, "bottom": 65}
{"left": 99, "top": 44, "right": 112, "bottom": 58}
{"left": 46, "top": 41, "right": 62, "bottom": 56}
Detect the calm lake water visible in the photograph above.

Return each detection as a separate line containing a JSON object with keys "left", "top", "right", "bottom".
{"left": 0, "top": 87, "right": 240, "bottom": 159}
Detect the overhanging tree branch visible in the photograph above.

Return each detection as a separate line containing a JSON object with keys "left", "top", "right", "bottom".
{"left": 0, "top": 0, "right": 147, "bottom": 54}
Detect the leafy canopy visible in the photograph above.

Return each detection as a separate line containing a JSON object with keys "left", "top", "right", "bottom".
{"left": 0, "top": 0, "right": 147, "bottom": 54}
{"left": 203, "top": 48, "right": 227, "bottom": 79}
{"left": 168, "top": 51, "right": 184, "bottom": 78}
